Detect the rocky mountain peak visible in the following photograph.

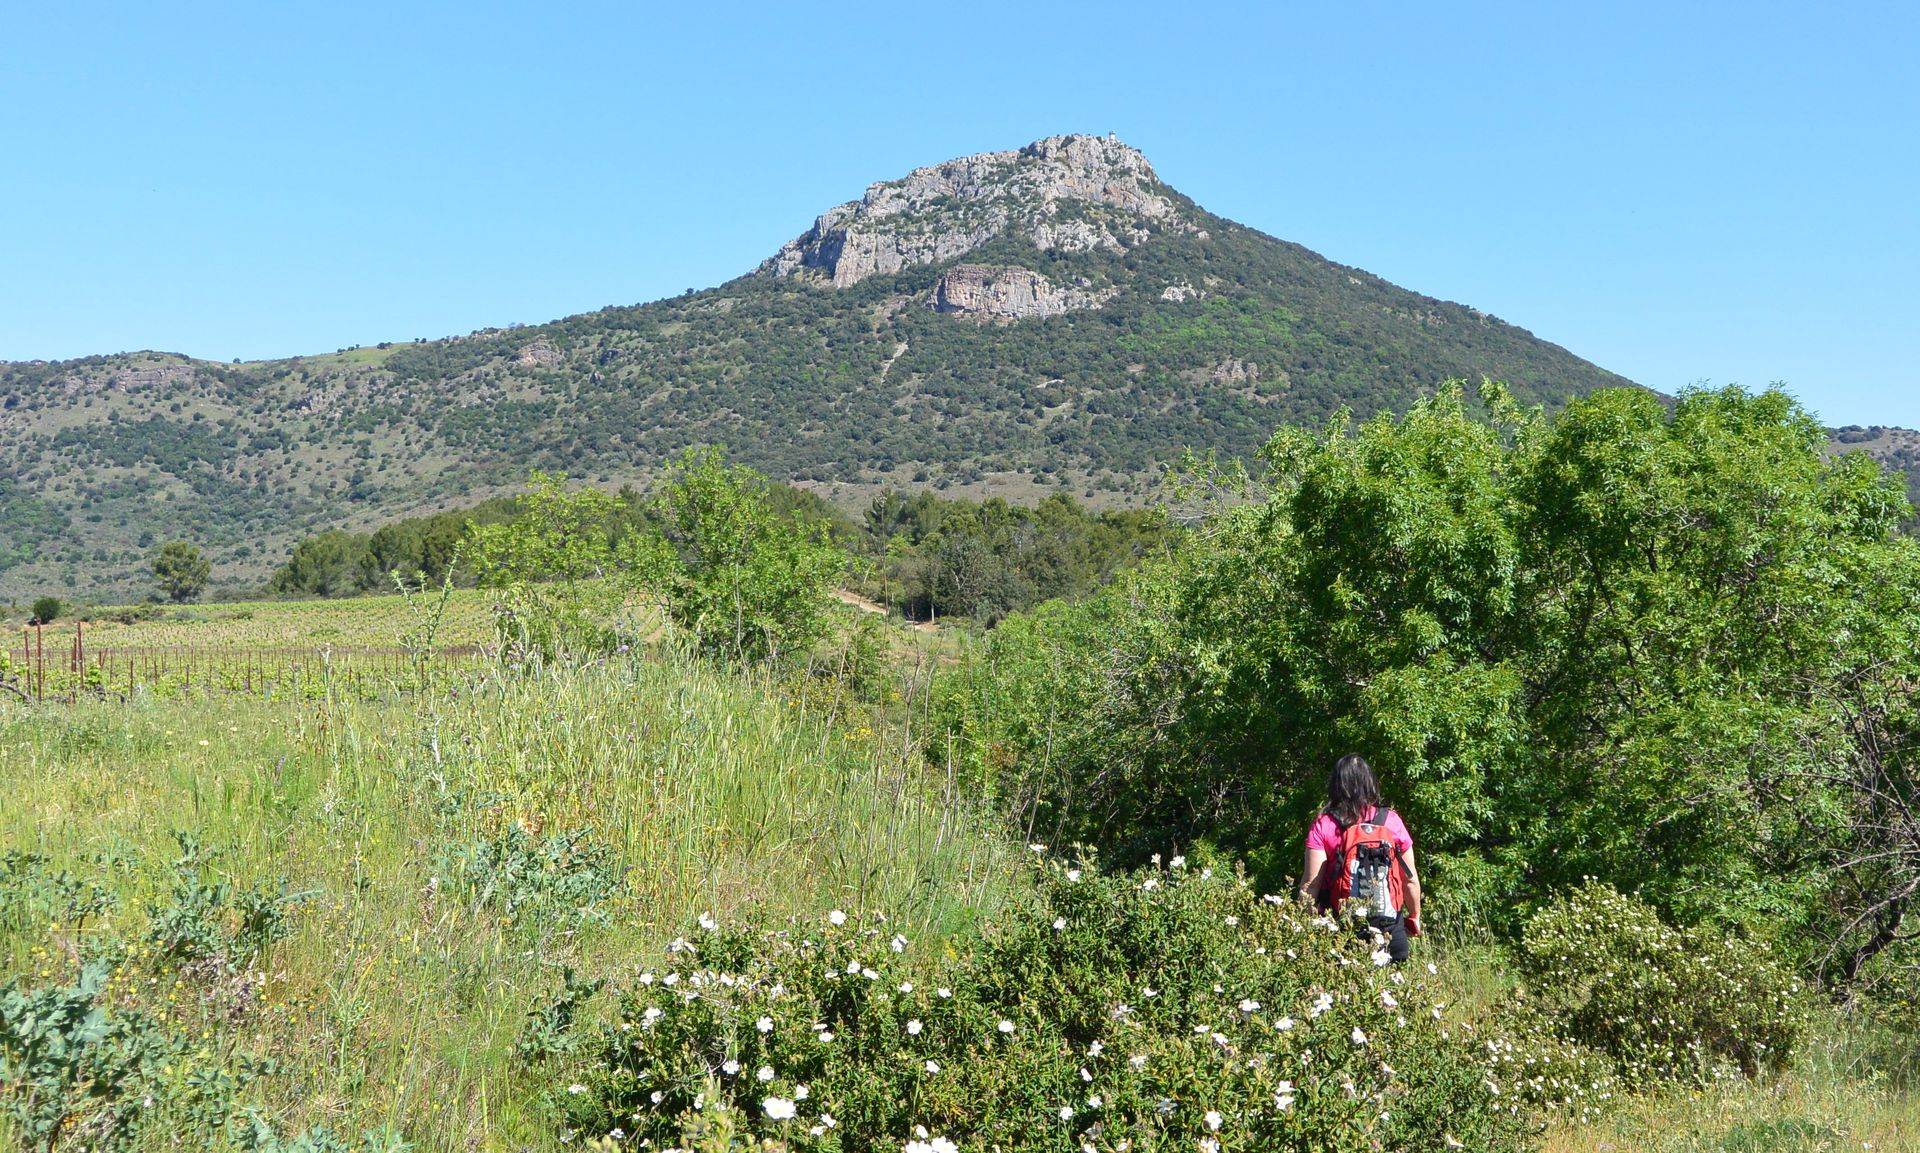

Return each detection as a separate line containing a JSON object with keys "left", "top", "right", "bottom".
{"left": 766, "top": 134, "right": 1182, "bottom": 288}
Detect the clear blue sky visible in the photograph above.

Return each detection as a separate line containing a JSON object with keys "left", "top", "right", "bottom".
{"left": 4, "top": 1, "right": 1915, "bottom": 426}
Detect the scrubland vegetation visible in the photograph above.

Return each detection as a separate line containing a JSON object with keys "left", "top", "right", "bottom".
{"left": 5, "top": 384, "right": 1920, "bottom": 1151}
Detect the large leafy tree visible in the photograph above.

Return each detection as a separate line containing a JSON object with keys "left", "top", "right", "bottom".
{"left": 946, "top": 383, "right": 1920, "bottom": 988}
{"left": 150, "top": 541, "right": 211, "bottom": 603}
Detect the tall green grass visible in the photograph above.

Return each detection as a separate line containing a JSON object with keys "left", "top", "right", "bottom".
{"left": 0, "top": 652, "right": 1009, "bottom": 1148}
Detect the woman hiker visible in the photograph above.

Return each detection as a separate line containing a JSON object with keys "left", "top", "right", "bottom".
{"left": 1297, "top": 753, "right": 1422, "bottom": 963}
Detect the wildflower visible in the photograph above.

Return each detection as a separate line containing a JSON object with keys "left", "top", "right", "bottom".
{"left": 763, "top": 1097, "right": 797, "bottom": 1120}
{"left": 1129, "top": 1053, "right": 1149, "bottom": 1070}
{"left": 828, "top": 909, "right": 847, "bottom": 926}
{"left": 924, "top": 1059, "right": 941, "bottom": 1073}
{"left": 638, "top": 972, "right": 655, "bottom": 985}
{"left": 1141, "top": 877, "right": 1160, "bottom": 891}
{"left": 1310, "top": 992, "right": 1334, "bottom": 1018}
{"left": 1238, "top": 998, "right": 1261, "bottom": 1013}
{"left": 643, "top": 1007, "right": 664, "bottom": 1026}
{"left": 1059, "top": 1106, "right": 1075, "bottom": 1121}
{"left": 757, "top": 1016, "right": 774, "bottom": 1033}
{"left": 1427, "top": 961, "right": 1439, "bottom": 975}
{"left": 847, "top": 960, "right": 863, "bottom": 975}
{"left": 1380, "top": 989, "right": 1399, "bottom": 1009}
{"left": 1371, "top": 948, "right": 1392, "bottom": 966}
{"left": 722, "top": 1059, "right": 740, "bottom": 1075}
{"left": 1200, "top": 1140, "right": 1220, "bottom": 1153}
{"left": 1053, "top": 916, "right": 1068, "bottom": 930}
{"left": 1030, "top": 843, "right": 1048, "bottom": 853}
{"left": 667, "top": 939, "right": 693, "bottom": 955}
{"left": 1144, "top": 986, "right": 1158, "bottom": 998}
{"left": 818, "top": 1030, "right": 835, "bottom": 1043}
{"left": 899, "top": 981, "right": 914, "bottom": 993}
{"left": 1204, "top": 1110, "right": 1223, "bottom": 1131}
{"left": 891, "top": 934, "right": 909, "bottom": 952}
{"left": 937, "top": 987, "right": 952, "bottom": 998}
{"left": 663, "top": 972, "right": 681, "bottom": 986}
{"left": 698, "top": 912, "right": 718, "bottom": 931}
{"left": 907, "top": 1019, "right": 923, "bottom": 1035}
{"left": 862, "top": 968, "right": 878, "bottom": 980}
{"left": 1275, "top": 1016, "right": 1296, "bottom": 1031}
{"left": 819, "top": 1113, "right": 836, "bottom": 1129}
{"left": 794, "top": 1084, "right": 810, "bottom": 1100}
{"left": 1067, "top": 868, "right": 1082, "bottom": 882}
{"left": 757, "top": 1066, "right": 775, "bottom": 1082}
{"left": 1352, "top": 1026, "right": 1369, "bottom": 1045}
{"left": 567, "top": 1084, "right": 587, "bottom": 1095}
{"left": 1088, "top": 1095, "right": 1103, "bottom": 1108}
{"left": 997, "top": 1019, "right": 1016, "bottom": 1035}
{"left": 1080, "top": 1067, "right": 1093, "bottom": 1081}
{"left": 1171, "top": 855, "right": 1186, "bottom": 868}
{"left": 1088, "top": 1039, "right": 1104, "bottom": 1056}
{"left": 1224, "top": 915, "right": 1239, "bottom": 927}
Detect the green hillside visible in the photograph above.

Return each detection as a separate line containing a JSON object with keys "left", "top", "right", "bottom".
{"left": 7, "top": 134, "right": 1640, "bottom": 598}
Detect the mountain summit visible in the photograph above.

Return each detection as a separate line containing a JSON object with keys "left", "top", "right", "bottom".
{"left": 768, "top": 135, "right": 1179, "bottom": 288}
{"left": 5, "top": 134, "right": 1646, "bottom": 596}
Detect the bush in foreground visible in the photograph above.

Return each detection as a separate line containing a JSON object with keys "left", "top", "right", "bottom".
{"left": 551, "top": 856, "right": 1547, "bottom": 1152}
{"left": 1518, "top": 880, "right": 1809, "bottom": 1085}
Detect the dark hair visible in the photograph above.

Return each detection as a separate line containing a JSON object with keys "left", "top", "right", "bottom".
{"left": 1325, "top": 754, "right": 1382, "bottom": 827}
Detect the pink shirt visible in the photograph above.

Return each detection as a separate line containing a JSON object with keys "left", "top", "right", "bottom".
{"left": 1306, "top": 808, "right": 1413, "bottom": 857}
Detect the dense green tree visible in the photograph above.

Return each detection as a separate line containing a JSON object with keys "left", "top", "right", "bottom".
{"left": 940, "top": 383, "right": 1920, "bottom": 991}
{"left": 267, "top": 529, "right": 366, "bottom": 597}
{"left": 150, "top": 541, "right": 210, "bottom": 603}
{"left": 29, "top": 596, "right": 61, "bottom": 625}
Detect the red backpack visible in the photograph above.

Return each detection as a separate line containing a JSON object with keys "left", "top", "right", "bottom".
{"left": 1319, "top": 806, "right": 1409, "bottom": 920}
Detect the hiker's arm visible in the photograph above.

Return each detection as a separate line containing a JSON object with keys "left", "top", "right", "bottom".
{"left": 1403, "top": 845, "right": 1423, "bottom": 926}
{"left": 1299, "top": 848, "right": 1327, "bottom": 904}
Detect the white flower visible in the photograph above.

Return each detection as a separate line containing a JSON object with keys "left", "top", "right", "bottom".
{"left": 1030, "top": 843, "right": 1048, "bottom": 853}
{"left": 763, "top": 1096, "right": 797, "bottom": 1120}
{"left": 828, "top": 909, "right": 847, "bottom": 926}
{"left": 847, "top": 960, "right": 863, "bottom": 975}
{"left": 1204, "top": 1109, "right": 1223, "bottom": 1131}
{"left": 997, "top": 1019, "right": 1016, "bottom": 1035}
{"left": 794, "top": 1084, "right": 810, "bottom": 1100}
{"left": 1129, "top": 1053, "right": 1149, "bottom": 1070}
{"left": 1371, "top": 948, "right": 1392, "bottom": 966}
{"left": 1275, "top": 1015, "right": 1295, "bottom": 1031}
{"left": 818, "top": 1030, "right": 835, "bottom": 1043}
{"left": 1151, "top": 853, "right": 1162, "bottom": 864}
{"left": 1381, "top": 989, "right": 1399, "bottom": 1009}
{"left": 1059, "top": 1106, "right": 1075, "bottom": 1121}
{"left": 891, "top": 934, "right": 909, "bottom": 952}
{"left": 1112, "top": 1002, "right": 1133, "bottom": 1019}
{"left": 1200, "top": 1139, "right": 1220, "bottom": 1153}
{"left": 567, "top": 1083, "right": 587, "bottom": 1095}
{"left": 1276, "top": 1092, "right": 1295, "bottom": 1111}
{"left": 698, "top": 912, "right": 718, "bottom": 931}
{"left": 1141, "top": 877, "right": 1160, "bottom": 891}
{"left": 1223, "top": 915, "right": 1239, "bottom": 927}
{"left": 1088, "top": 1094, "right": 1103, "bottom": 1107}
{"left": 1144, "top": 986, "right": 1158, "bottom": 998}
{"left": 924, "top": 1059, "right": 941, "bottom": 1073}
{"left": 757, "top": 1065, "right": 775, "bottom": 1082}
{"left": 757, "top": 1016, "right": 774, "bottom": 1033}
{"left": 722, "top": 1059, "right": 740, "bottom": 1075}
{"left": 638, "top": 972, "right": 655, "bottom": 985}
{"left": 1080, "top": 1066, "right": 1093, "bottom": 1081}
{"left": 899, "top": 981, "right": 914, "bottom": 993}
{"left": 819, "top": 1113, "right": 836, "bottom": 1129}
{"left": 937, "top": 987, "right": 952, "bottom": 998}
{"left": 662, "top": 972, "right": 681, "bottom": 986}
{"left": 1201, "top": 867, "right": 1214, "bottom": 879}
{"left": 1428, "top": 961, "right": 1439, "bottom": 975}
{"left": 1310, "top": 992, "right": 1334, "bottom": 1018}
{"left": 1352, "top": 1026, "right": 1369, "bottom": 1045}
{"left": 1053, "top": 916, "right": 1068, "bottom": 931}
{"left": 1066, "top": 868, "right": 1082, "bottom": 882}
{"left": 862, "top": 968, "right": 879, "bottom": 980}
{"left": 1171, "top": 855, "right": 1186, "bottom": 868}
{"left": 1238, "top": 998, "right": 1261, "bottom": 1013}
{"left": 1088, "top": 1039, "right": 1104, "bottom": 1056}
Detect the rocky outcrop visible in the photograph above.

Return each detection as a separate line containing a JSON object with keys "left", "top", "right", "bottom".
{"left": 930, "top": 265, "right": 1113, "bottom": 321}
{"left": 767, "top": 134, "right": 1182, "bottom": 287}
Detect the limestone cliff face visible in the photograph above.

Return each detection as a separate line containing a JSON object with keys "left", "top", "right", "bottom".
{"left": 930, "top": 265, "right": 1114, "bottom": 321}
{"left": 766, "top": 134, "right": 1181, "bottom": 288}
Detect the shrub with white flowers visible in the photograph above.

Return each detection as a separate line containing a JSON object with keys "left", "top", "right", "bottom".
{"left": 549, "top": 856, "right": 1536, "bottom": 1151}
{"left": 1516, "top": 880, "right": 1810, "bottom": 1086}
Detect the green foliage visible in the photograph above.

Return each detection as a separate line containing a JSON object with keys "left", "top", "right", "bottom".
{"left": 553, "top": 857, "right": 1535, "bottom": 1152}
{"left": 144, "top": 832, "right": 301, "bottom": 968}
{"left": 1518, "top": 881, "right": 1809, "bottom": 1085}
{"left": 28, "top": 596, "right": 61, "bottom": 625}
{"left": 446, "top": 823, "right": 624, "bottom": 931}
{"left": 634, "top": 447, "right": 847, "bottom": 664}
{"left": 267, "top": 529, "right": 366, "bottom": 597}
{"left": 938, "top": 384, "right": 1920, "bottom": 979}
{"left": 151, "top": 539, "right": 211, "bottom": 603}
{"left": 468, "top": 471, "right": 627, "bottom": 661}
{"left": 860, "top": 489, "right": 1176, "bottom": 624}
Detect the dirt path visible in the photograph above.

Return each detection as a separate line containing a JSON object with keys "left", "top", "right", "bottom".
{"left": 833, "top": 589, "right": 939, "bottom": 632}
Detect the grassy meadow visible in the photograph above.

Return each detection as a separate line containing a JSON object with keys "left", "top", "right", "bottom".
{"left": 0, "top": 590, "right": 1916, "bottom": 1150}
